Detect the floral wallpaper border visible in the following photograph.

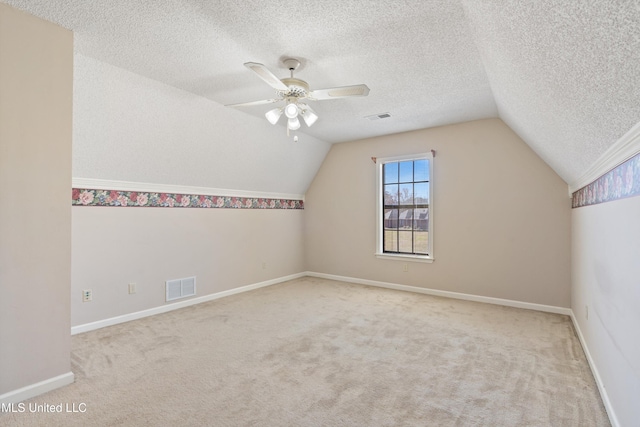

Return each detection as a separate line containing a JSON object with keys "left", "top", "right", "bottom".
{"left": 72, "top": 188, "right": 304, "bottom": 209}
{"left": 572, "top": 152, "right": 640, "bottom": 208}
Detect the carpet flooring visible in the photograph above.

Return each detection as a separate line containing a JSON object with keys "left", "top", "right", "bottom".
{"left": 1, "top": 277, "right": 609, "bottom": 426}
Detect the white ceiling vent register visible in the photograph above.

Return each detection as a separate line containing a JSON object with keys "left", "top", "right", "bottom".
{"left": 365, "top": 113, "right": 391, "bottom": 121}
{"left": 166, "top": 277, "right": 196, "bottom": 302}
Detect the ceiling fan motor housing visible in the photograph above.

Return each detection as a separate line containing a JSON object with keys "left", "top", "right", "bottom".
{"left": 279, "top": 78, "right": 309, "bottom": 98}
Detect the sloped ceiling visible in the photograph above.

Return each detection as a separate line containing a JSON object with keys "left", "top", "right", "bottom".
{"left": 464, "top": 1, "right": 640, "bottom": 187}
{"left": 3, "top": 0, "right": 639, "bottom": 189}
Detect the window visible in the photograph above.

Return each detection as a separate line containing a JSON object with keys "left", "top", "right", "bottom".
{"left": 376, "top": 153, "right": 433, "bottom": 262}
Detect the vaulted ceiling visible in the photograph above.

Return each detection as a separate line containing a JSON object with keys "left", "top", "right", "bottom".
{"left": 4, "top": 0, "right": 640, "bottom": 189}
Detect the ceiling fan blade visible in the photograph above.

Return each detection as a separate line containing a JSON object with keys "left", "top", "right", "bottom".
{"left": 244, "top": 62, "right": 289, "bottom": 92}
{"left": 225, "top": 98, "right": 281, "bottom": 108}
{"left": 308, "top": 84, "right": 370, "bottom": 100}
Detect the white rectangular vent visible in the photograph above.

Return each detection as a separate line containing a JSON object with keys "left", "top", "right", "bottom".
{"left": 365, "top": 112, "right": 392, "bottom": 121}
{"left": 166, "top": 276, "right": 196, "bottom": 302}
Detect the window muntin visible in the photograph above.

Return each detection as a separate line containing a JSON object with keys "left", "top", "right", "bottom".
{"left": 377, "top": 153, "right": 432, "bottom": 260}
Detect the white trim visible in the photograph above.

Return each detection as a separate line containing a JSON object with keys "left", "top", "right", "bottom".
{"left": 67, "top": 271, "right": 615, "bottom": 425}
{"left": 305, "top": 272, "right": 571, "bottom": 315}
{"left": 305, "top": 272, "right": 615, "bottom": 424}
{"left": 72, "top": 178, "right": 305, "bottom": 201}
{"left": 66, "top": 271, "right": 615, "bottom": 425}
{"left": 374, "top": 253, "right": 433, "bottom": 263}
{"left": 569, "top": 311, "right": 620, "bottom": 427}
{"left": 71, "top": 272, "right": 306, "bottom": 335}
{"left": 569, "top": 121, "right": 640, "bottom": 194}
{"left": 0, "top": 372, "right": 74, "bottom": 405}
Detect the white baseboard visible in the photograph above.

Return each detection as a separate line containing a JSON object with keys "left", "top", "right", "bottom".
{"left": 73, "top": 271, "right": 570, "bottom": 336}
{"left": 306, "top": 272, "right": 617, "bottom": 425}
{"left": 68, "top": 271, "right": 616, "bottom": 425}
{"left": 71, "top": 272, "right": 306, "bottom": 335}
{"left": 0, "top": 372, "right": 74, "bottom": 405}
{"left": 305, "top": 271, "right": 572, "bottom": 315}
{"left": 569, "top": 312, "right": 620, "bottom": 427}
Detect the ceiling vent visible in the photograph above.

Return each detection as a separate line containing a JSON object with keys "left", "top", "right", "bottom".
{"left": 365, "top": 113, "right": 391, "bottom": 121}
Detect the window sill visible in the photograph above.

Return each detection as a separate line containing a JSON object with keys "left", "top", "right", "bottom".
{"left": 375, "top": 253, "right": 434, "bottom": 263}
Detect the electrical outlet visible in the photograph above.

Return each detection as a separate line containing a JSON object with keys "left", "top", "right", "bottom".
{"left": 82, "top": 289, "right": 92, "bottom": 302}
{"left": 403, "top": 263, "right": 408, "bottom": 272}
{"left": 128, "top": 283, "right": 136, "bottom": 294}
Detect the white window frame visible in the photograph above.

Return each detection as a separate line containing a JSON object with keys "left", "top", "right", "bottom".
{"left": 375, "top": 152, "right": 433, "bottom": 263}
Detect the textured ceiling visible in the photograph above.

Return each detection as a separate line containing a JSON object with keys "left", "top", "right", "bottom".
{"left": 3, "top": 0, "right": 640, "bottom": 186}
{"left": 463, "top": 0, "right": 640, "bottom": 187}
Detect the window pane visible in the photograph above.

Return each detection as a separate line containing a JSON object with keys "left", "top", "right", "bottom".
{"left": 399, "top": 183, "right": 413, "bottom": 205}
{"left": 399, "top": 161, "right": 413, "bottom": 183}
{"left": 414, "top": 159, "right": 429, "bottom": 181}
{"left": 413, "top": 208, "right": 428, "bottom": 231}
{"left": 414, "top": 183, "right": 429, "bottom": 205}
{"left": 398, "top": 231, "right": 413, "bottom": 253}
{"left": 384, "top": 162, "right": 398, "bottom": 184}
{"left": 398, "top": 209, "right": 412, "bottom": 229}
{"left": 384, "top": 184, "right": 398, "bottom": 205}
{"left": 414, "top": 230, "right": 429, "bottom": 254}
{"left": 384, "top": 230, "right": 397, "bottom": 252}
{"left": 384, "top": 209, "right": 398, "bottom": 230}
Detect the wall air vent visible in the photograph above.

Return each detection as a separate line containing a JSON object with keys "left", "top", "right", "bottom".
{"left": 365, "top": 112, "right": 391, "bottom": 121}
{"left": 166, "top": 276, "right": 196, "bottom": 302}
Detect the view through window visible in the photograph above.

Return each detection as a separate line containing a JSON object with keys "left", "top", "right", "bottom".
{"left": 382, "top": 157, "right": 430, "bottom": 256}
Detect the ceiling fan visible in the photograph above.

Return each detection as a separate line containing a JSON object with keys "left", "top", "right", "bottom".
{"left": 226, "top": 58, "right": 370, "bottom": 139}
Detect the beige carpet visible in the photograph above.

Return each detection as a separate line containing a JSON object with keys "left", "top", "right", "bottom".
{"left": 1, "top": 277, "right": 609, "bottom": 426}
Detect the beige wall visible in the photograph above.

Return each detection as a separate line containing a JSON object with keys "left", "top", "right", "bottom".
{"left": 572, "top": 196, "right": 640, "bottom": 426}
{"left": 72, "top": 207, "right": 305, "bottom": 326}
{"left": 305, "top": 119, "right": 571, "bottom": 307}
{"left": 0, "top": 4, "right": 73, "bottom": 394}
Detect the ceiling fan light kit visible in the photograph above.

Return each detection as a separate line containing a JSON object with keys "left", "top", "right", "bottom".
{"left": 284, "top": 102, "right": 299, "bottom": 119}
{"left": 300, "top": 105, "right": 318, "bottom": 127}
{"left": 265, "top": 108, "right": 283, "bottom": 125}
{"left": 226, "top": 57, "right": 370, "bottom": 140}
{"left": 288, "top": 117, "right": 301, "bottom": 130}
